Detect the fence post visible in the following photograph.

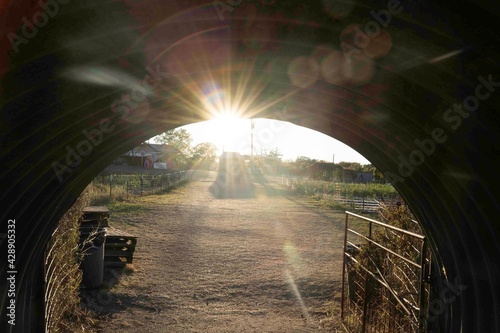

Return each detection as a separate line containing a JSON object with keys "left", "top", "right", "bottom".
{"left": 109, "top": 174, "right": 112, "bottom": 199}
{"left": 363, "top": 185, "right": 366, "bottom": 212}
{"left": 418, "top": 238, "right": 429, "bottom": 333}
{"left": 345, "top": 184, "right": 347, "bottom": 203}
{"left": 341, "top": 212, "right": 349, "bottom": 321}
{"left": 362, "top": 276, "right": 368, "bottom": 333}
{"left": 362, "top": 220, "right": 374, "bottom": 333}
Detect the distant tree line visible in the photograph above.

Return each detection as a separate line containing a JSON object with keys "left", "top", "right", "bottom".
{"left": 153, "top": 131, "right": 385, "bottom": 181}
{"left": 155, "top": 129, "right": 218, "bottom": 170}
{"left": 279, "top": 156, "right": 385, "bottom": 182}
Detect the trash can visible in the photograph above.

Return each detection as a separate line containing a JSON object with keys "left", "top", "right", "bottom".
{"left": 80, "top": 227, "right": 106, "bottom": 289}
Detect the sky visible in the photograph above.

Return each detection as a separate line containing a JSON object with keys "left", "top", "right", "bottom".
{"left": 156, "top": 118, "right": 371, "bottom": 164}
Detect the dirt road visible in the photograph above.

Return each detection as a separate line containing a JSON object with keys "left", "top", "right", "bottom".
{"left": 90, "top": 174, "right": 346, "bottom": 332}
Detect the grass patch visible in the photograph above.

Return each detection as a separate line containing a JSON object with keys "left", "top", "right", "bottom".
{"left": 294, "top": 180, "right": 398, "bottom": 200}
{"left": 107, "top": 202, "right": 150, "bottom": 214}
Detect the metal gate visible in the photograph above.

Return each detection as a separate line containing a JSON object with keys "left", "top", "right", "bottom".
{"left": 341, "top": 211, "right": 431, "bottom": 332}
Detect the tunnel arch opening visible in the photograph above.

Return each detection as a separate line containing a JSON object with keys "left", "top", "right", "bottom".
{"left": 62, "top": 118, "right": 428, "bottom": 330}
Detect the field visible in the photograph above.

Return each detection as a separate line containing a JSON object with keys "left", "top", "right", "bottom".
{"left": 293, "top": 179, "right": 399, "bottom": 201}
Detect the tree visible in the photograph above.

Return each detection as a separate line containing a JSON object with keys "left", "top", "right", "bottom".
{"left": 156, "top": 128, "right": 193, "bottom": 169}
{"left": 263, "top": 147, "right": 282, "bottom": 158}
{"left": 364, "top": 164, "right": 385, "bottom": 182}
{"left": 191, "top": 142, "right": 218, "bottom": 170}
{"left": 294, "top": 156, "right": 318, "bottom": 176}
{"left": 263, "top": 147, "right": 283, "bottom": 175}
{"left": 156, "top": 128, "right": 193, "bottom": 155}
{"left": 338, "top": 161, "right": 363, "bottom": 172}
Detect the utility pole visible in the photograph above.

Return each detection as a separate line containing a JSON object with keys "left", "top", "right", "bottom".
{"left": 250, "top": 118, "right": 254, "bottom": 173}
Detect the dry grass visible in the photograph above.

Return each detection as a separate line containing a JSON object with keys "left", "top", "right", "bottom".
{"left": 85, "top": 182, "right": 127, "bottom": 206}
{"left": 344, "top": 202, "right": 426, "bottom": 331}
{"left": 44, "top": 190, "right": 97, "bottom": 332}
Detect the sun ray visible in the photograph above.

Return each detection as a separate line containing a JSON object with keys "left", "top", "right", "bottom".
{"left": 150, "top": 27, "right": 315, "bottom": 142}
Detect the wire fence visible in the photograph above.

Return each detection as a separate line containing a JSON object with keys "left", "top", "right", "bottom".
{"left": 90, "top": 171, "right": 189, "bottom": 200}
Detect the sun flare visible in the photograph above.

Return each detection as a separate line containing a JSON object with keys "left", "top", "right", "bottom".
{"left": 213, "top": 108, "right": 242, "bottom": 124}
{"left": 209, "top": 108, "right": 248, "bottom": 153}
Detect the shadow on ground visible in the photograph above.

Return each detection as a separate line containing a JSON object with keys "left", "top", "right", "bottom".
{"left": 80, "top": 265, "right": 147, "bottom": 316}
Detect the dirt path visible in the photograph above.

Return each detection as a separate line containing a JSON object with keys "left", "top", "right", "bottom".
{"left": 90, "top": 173, "right": 347, "bottom": 332}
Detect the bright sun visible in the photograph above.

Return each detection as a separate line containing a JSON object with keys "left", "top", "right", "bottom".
{"left": 213, "top": 109, "right": 241, "bottom": 125}
{"left": 198, "top": 81, "right": 256, "bottom": 154}
{"left": 209, "top": 109, "right": 249, "bottom": 153}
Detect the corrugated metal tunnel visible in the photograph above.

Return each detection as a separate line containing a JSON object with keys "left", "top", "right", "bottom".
{"left": 1, "top": 1, "right": 499, "bottom": 331}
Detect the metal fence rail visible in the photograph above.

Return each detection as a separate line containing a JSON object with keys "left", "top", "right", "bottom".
{"left": 281, "top": 176, "right": 399, "bottom": 213}
{"left": 333, "top": 197, "right": 381, "bottom": 213}
{"left": 341, "top": 211, "right": 431, "bottom": 333}
{"left": 93, "top": 171, "right": 188, "bottom": 199}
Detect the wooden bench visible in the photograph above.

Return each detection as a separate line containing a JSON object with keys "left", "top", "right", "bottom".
{"left": 104, "top": 227, "right": 138, "bottom": 266}
{"left": 80, "top": 206, "right": 110, "bottom": 227}
{"left": 80, "top": 206, "right": 138, "bottom": 266}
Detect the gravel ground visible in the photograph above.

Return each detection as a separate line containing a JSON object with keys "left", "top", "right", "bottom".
{"left": 88, "top": 173, "right": 347, "bottom": 332}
